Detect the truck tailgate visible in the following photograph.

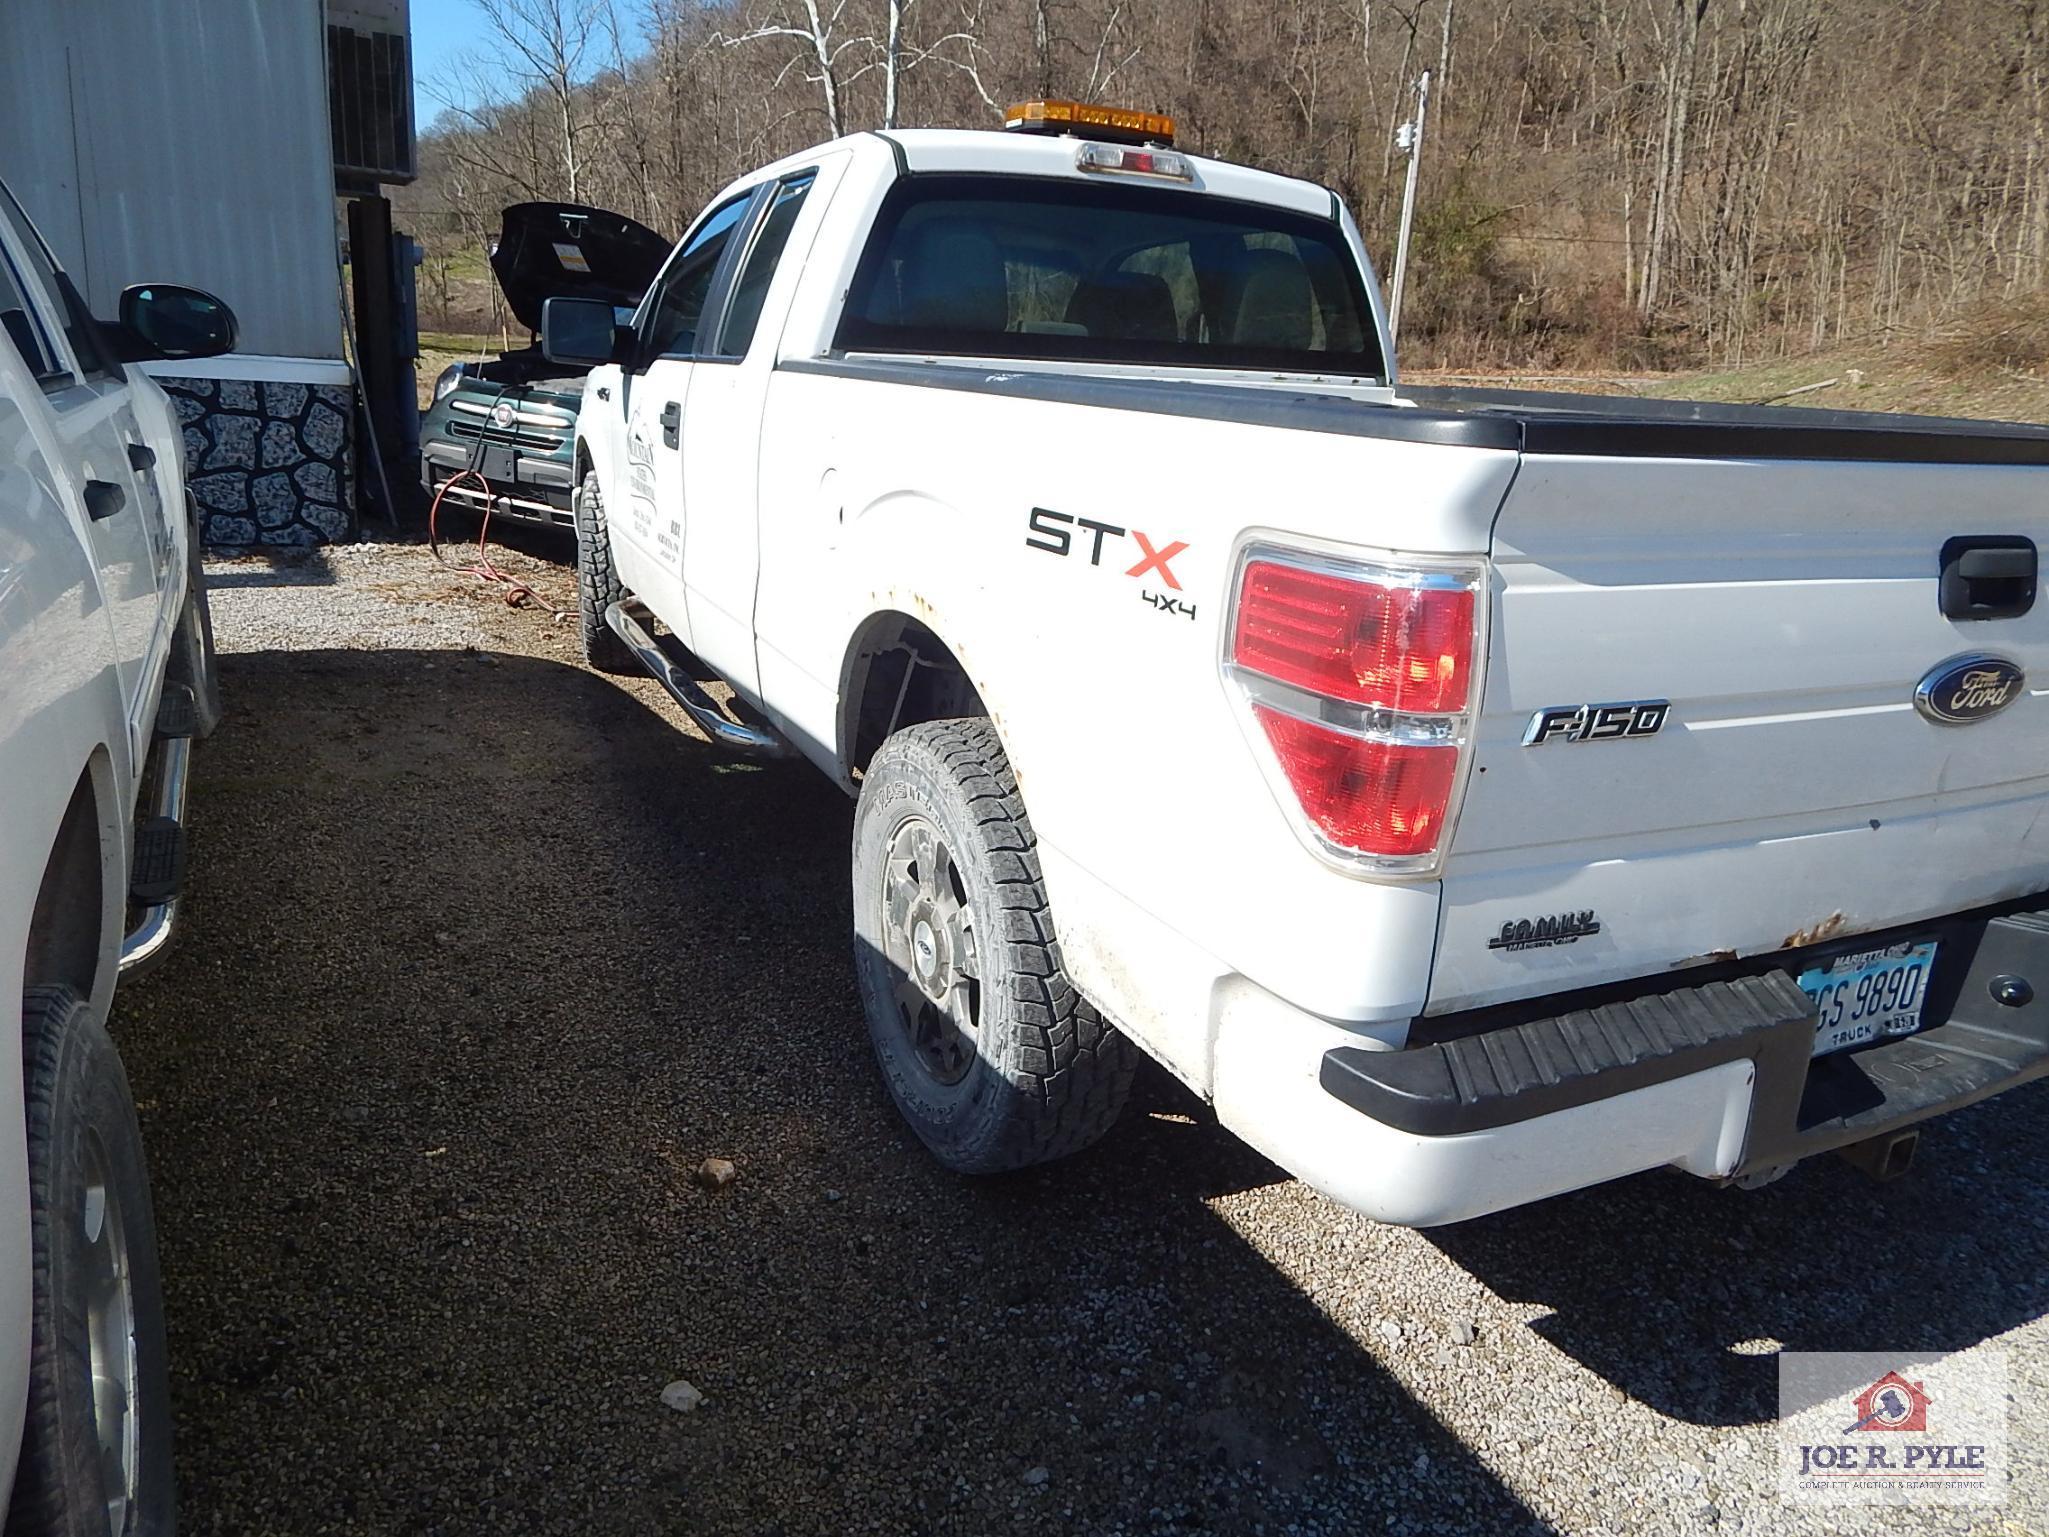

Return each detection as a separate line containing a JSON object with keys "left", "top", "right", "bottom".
{"left": 1432, "top": 444, "right": 2049, "bottom": 1014}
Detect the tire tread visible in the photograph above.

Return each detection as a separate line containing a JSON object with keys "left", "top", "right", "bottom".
{"left": 573, "top": 470, "right": 635, "bottom": 675}
{"left": 862, "top": 718, "right": 1136, "bottom": 1171}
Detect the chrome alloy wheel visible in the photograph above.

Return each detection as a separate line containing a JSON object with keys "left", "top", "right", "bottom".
{"left": 881, "top": 816, "right": 982, "bottom": 1086}
{"left": 81, "top": 1126, "right": 137, "bottom": 1536}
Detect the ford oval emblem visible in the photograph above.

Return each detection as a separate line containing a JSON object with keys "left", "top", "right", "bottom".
{"left": 1914, "top": 652, "right": 2026, "bottom": 725}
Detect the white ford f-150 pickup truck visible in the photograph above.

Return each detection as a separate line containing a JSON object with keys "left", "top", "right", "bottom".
{"left": 0, "top": 172, "right": 230, "bottom": 1535}
{"left": 550, "top": 102, "right": 2049, "bottom": 1226}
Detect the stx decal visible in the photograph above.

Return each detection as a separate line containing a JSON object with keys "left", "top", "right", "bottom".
{"left": 1026, "top": 507, "right": 1194, "bottom": 616}
{"left": 1026, "top": 506, "right": 1127, "bottom": 564}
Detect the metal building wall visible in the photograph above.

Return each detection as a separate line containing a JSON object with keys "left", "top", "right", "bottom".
{"left": 0, "top": 0, "right": 344, "bottom": 361}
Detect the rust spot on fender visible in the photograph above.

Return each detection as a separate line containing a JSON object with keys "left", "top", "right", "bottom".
{"left": 1783, "top": 912, "right": 1847, "bottom": 949}
{"left": 1675, "top": 949, "right": 1738, "bottom": 969}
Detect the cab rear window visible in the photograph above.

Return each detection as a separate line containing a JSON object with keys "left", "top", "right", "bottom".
{"left": 836, "top": 175, "right": 1384, "bottom": 377}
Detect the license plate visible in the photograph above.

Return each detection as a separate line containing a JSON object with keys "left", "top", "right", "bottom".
{"left": 479, "top": 443, "right": 517, "bottom": 482}
{"left": 1797, "top": 940, "right": 1938, "bottom": 1056}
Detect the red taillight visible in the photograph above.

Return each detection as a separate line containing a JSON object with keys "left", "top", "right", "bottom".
{"left": 1228, "top": 546, "right": 1484, "bottom": 873}
{"left": 1252, "top": 706, "right": 1459, "bottom": 858}
{"left": 1233, "top": 559, "right": 1474, "bottom": 714}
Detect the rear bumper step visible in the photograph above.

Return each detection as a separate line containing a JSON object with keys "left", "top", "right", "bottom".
{"left": 603, "top": 601, "right": 797, "bottom": 758}
{"left": 1321, "top": 904, "right": 2049, "bottom": 1179}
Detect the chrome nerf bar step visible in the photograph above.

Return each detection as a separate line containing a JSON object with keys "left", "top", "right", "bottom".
{"left": 118, "top": 722, "right": 193, "bottom": 978}
{"left": 604, "top": 601, "right": 797, "bottom": 758}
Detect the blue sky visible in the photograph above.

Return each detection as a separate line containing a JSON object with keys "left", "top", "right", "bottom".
{"left": 410, "top": 0, "right": 479, "bottom": 129}
{"left": 410, "top": 0, "right": 649, "bottom": 133}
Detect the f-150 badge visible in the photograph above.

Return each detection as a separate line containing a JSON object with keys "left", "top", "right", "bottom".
{"left": 1523, "top": 699, "right": 1669, "bottom": 745}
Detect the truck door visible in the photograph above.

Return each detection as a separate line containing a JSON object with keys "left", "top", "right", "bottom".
{"left": 616, "top": 191, "right": 757, "bottom": 639}
{"left": 0, "top": 196, "right": 164, "bottom": 766}
{"left": 680, "top": 168, "right": 821, "bottom": 695}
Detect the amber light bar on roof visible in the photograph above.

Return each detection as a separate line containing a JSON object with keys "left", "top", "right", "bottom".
{"left": 1004, "top": 99, "right": 1176, "bottom": 146}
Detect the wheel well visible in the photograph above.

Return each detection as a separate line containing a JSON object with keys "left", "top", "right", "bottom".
{"left": 24, "top": 770, "right": 105, "bottom": 999}
{"left": 573, "top": 440, "right": 591, "bottom": 483}
{"left": 841, "top": 612, "right": 987, "bottom": 779}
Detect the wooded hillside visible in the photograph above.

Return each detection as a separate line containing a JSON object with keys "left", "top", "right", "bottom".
{"left": 404, "top": 0, "right": 2049, "bottom": 374}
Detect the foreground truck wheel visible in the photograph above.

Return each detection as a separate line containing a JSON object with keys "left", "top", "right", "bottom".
{"left": 10, "top": 988, "right": 173, "bottom": 1537}
{"left": 572, "top": 471, "right": 635, "bottom": 675}
{"left": 852, "top": 719, "right": 1135, "bottom": 1173}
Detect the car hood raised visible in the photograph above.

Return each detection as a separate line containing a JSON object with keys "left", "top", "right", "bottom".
{"left": 489, "top": 202, "right": 670, "bottom": 333}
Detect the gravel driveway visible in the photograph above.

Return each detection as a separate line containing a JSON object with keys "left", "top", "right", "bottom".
{"left": 112, "top": 539, "right": 2049, "bottom": 1536}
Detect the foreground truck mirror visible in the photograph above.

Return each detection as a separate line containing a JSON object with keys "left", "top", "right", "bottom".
{"left": 114, "top": 283, "right": 237, "bottom": 361}
{"left": 542, "top": 296, "right": 622, "bottom": 367}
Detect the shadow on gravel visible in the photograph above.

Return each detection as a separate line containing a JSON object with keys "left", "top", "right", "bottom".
{"left": 114, "top": 646, "right": 1557, "bottom": 1537}
{"left": 1427, "top": 1084, "right": 2049, "bottom": 1428}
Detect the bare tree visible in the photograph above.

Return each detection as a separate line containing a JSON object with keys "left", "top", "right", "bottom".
{"left": 402, "top": 0, "right": 2049, "bottom": 374}
{"left": 470, "top": 0, "right": 604, "bottom": 198}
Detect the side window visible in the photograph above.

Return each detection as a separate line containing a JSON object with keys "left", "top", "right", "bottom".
{"left": 0, "top": 239, "right": 68, "bottom": 387}
{"left": 716, "top": 171, "right": 816, "bottom": 358}
{"left": 640, "top": 193, "right": 752, "bottom": 360}
{"left": 0, "top": 185, "right": 114, "bottom": 382}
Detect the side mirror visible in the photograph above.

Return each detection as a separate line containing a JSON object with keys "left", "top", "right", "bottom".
{"left": 114, "top": 284, "right": 237, "bottom": 362}
{"left": 542, "top": 296, "right": 622, "bottom": 367}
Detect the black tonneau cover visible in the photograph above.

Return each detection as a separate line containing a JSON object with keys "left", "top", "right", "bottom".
{"left": 788, "top": 356, "right": 2049, "bottom": 465}
{"left": 1403, "top": 383, "right": 2049, "bottom": 466}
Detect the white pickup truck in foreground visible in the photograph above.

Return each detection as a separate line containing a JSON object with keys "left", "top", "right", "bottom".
{"left": 1, "top": 174, "right": 229, "bottom": 1534}
{"left": 550, "top": 103, "right": 2049, "bottom": 1226}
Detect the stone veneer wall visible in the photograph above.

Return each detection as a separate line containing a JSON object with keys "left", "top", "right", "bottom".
{"left": 162, "top": 376, "right": 358, "bottom": 546}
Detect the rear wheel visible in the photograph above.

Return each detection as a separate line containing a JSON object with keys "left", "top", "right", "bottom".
{"left": 9, "top": 986, "right": 174, "bottom": 1537}
{"left": 573, "top": 469, "right": 634, "bottom": 675}
{"left": 851, "top": 719, "right": 1135, "bottom": 1173}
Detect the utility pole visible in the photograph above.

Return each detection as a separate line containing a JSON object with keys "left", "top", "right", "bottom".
{"left": 1388, "top": 68, "right": 1431, "bottom": 344}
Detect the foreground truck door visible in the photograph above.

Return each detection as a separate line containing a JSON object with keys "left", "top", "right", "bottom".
{"left": 680, "top": 168, "right": 822, "bottom": 695}
{"left": 0, "top": 205, "right": 164, "bottom": 766}
{"left": 616, "top": 192, "right": 755, "bottom": 635}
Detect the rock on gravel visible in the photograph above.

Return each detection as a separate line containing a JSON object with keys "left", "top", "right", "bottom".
{"left": 694, "top": 1156, "right": 738, "bottom": 1190}
{"left": 106, "top": 542, "right": 2049, "bottom": 1536}
{"left": 661, "top": 1380, "right": 706, "bottom": 1414}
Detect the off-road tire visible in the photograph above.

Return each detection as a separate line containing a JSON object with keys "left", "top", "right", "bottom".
{"left": 9, "top": 986, "right": 174, "bottom": 1537}
{"left": 573, "top": 469, "right": 634, "bottom": 675}
{"left": 852, "top": 718, "right": 1136, "bottom": 1173}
